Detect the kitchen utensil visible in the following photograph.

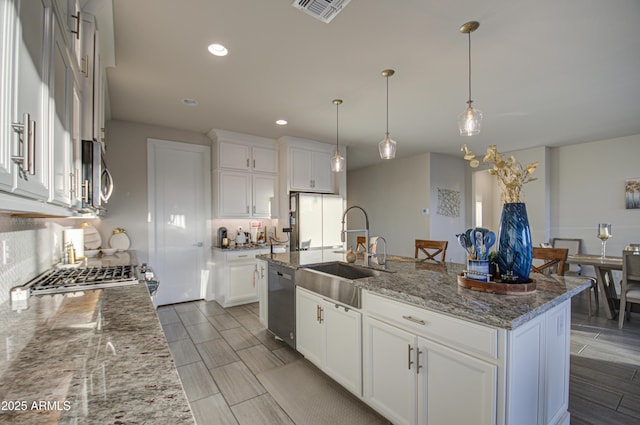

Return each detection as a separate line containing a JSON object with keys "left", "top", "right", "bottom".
{"left": 63, "top": 228, "right": 85, "bottom": 258}
{"left": 217, "top": 227, "right": 228, "bottom": 248}
{"left": 457, "top": 233, "right": 475, "bottom": 258}
{"left": 235, "top": 229, "right": 247, "bottom": 245}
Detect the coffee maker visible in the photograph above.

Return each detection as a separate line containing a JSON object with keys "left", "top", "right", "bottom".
{"left": 217, "top": 227, "right": 228, "bottom": 248}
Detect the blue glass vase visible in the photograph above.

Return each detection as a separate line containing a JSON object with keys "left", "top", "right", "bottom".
{"left": 497, "top": 202, "right": 532, "bottom": 282}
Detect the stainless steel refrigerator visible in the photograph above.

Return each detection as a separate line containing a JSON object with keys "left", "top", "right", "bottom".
{"left": 289, "top": 192, "right": 344, "bottom": 251}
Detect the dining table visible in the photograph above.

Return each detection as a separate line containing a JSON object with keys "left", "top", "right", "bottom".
{"left": 566, "top": 254, "right": 623, "bottom": 319}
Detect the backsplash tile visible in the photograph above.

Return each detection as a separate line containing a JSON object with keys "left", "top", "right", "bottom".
{"left": 0, "top": 214, "right": 73, "bottom": 305}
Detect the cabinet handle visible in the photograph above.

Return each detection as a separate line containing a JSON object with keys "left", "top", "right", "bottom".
{"left": 319, "top": 306, "right": 324, "bottom": 324}
{"left": 11, "top": 112, "right": 29, "bottom": 172}
{"left": 253, "top": 159, "right": 256, "bottom": 168}
{"left": 71, "top": 12, "right": 80, "bottom": 40}
{"left": 82, "top": 180, "right": 89, "bottom": 202}
{"left": 246, "top": 205, "right": 249, "bottom": 214}
{"left": 416, "top": 348, "right": 423, "bottom": 374}
{"left": 246, "top": 158, "right": 250, "bottom": 168}
{"left": 253, "top": 205, "right": 256, "bottom": 213}
{"left": 69, "top": 172, "right": 76, "bottom": 197}
{"left": 238, "top": 255, "right": 248, "bottom": 258}
{"left": 81, "top": 55, "right": 89, "bottom": 77}
{"left": 316, "top": 305, "right": 321, "bottom": 322}
{"left": 402, "top": 315, "right": 426, "bottom": 325}
{"left": 27, "top": 118, "right": 36, "bottom": 175}
{"left": 408, "top": 344, "right": 414, "bottom": 370}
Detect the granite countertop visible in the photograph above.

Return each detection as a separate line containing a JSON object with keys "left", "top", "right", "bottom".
{"left": 0, "top": 254, "right": 194, "bottom": 424}
{"left": 259, "top": 250, "right": 592, "bottom": 330}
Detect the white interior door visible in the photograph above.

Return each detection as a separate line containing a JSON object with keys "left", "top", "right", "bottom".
{"left": 148, "top": 139, "right": 211, "bottom": 306}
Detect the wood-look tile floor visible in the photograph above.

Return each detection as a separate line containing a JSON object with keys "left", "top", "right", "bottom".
{"left": 159, "top": 296, "right": 640, "bottom": 425}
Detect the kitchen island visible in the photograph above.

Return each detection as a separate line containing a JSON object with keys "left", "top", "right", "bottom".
{"left": 262, "top": 250, "right": 592, "bottom": 425}
{"left": 0, "top": 255, "right": 193, "bottom": 424}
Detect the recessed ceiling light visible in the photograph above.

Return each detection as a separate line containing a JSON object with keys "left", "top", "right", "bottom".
{"left": 208, "top": 43, "right": 228, "bottom": 56}
{"left": 181, "top": 98, "right": 198, "bottom": 106}
{"left": 275, "top": 119, "right": 288, "bottom": 126}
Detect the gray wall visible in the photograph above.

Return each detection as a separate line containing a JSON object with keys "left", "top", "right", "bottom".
{"left": 99, "top": 120, "right": 211, "bottom": 263}
{"left": 347, "top": 153, "right": 430, "bottom": 258}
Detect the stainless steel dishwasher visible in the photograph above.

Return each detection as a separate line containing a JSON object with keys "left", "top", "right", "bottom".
{"left": 267, "top": 263, "right": 296, "bottom": 349}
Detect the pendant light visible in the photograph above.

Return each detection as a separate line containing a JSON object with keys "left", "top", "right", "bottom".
{"left": 458, "top": 21, "right": 483, "bottom": 136}
{"left": 331, "top": 99, "right": 345, "bottom": 173}
{"left": 379, "top": 69, "right": 397, "bottom": 160}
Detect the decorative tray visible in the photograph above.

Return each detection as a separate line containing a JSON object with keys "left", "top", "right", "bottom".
{"left": 457, "top": 273, "right": 537, "bottom": 295}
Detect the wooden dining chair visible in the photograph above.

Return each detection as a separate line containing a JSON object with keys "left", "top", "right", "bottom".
{"left": 356, "top": 236, "right": 367, "bottom": 252}
{"left": 414, "top": 240, "right": 448, "bottom": 264}
{"left": 618, "top": 251, "right": 640, "bottom": 328}
{"left": 552, "top": 237, "right": 599, "bottom": 317}
{"left": 531, "top": 247, "right": 569, "bottom": 276}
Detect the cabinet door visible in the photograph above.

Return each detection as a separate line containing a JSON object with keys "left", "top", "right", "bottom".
{"left": 252, "top": 174, "right": 277, "bottom": 217}
{"left": 290, "top": 147, "right": 312, "bottom": 190}
{"left": 256, "top": 259, "right": 268, "bottom": 326}
{"left": 51, "top": 30, "right": 72, "bottom": 205}
{"left": 219, "top": 171, "right": 251, "bottom": 217}
{"left": 12, "top": 0, "right": 52, "bottom": 199}
{"left": 227, "top": 255, "right": 258, "bottom": 304}
{"left": 219, "top": 141, "right": 250, "bottom": 170}
{"left": 311, "top": 150, "right": 333, "bottom": 192}
{"left": 325, "top": 302, "right": 362, "bottom": 396}
{"left": 0, "top": 0, "right": 16, "bottom": 190}
{"left": 295, "top": 288, "right": 324, "bottom": 366}
{"left": 363, "top": 316, "right": 417, "bottom": 425}
{"left": 79, "top": 13, "right": 95, "bottom": 140}
{"left": 252, "top": 146, "right": 277, "bottom": 173}
{"left": 418, "top": 337, "right": 497, "bottom": 425}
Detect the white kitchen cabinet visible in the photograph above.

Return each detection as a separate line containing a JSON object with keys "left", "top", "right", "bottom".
{"left": 80, "top": 12, "right": 105, "bottom": 143}
{"left": 214, "top": 249, "right": 271, "bottom": 307}
{"left": 256, "top": 258, "right": 268, "bottom": 327}
{"left": 0, "top": 0, "right": 53, "bottom": 200}
{"left": 363, "top": 291, "right": 499, "bottom": 425}
{"left": 216, "top": 171, "right": 277, "bottom": 218}
{"left": 296, "top": 287, "right": 362, "bottom": 396}
{"left": 217, "top": 141, "right": 278, "bottom": 173}
{"left": 50, "top": 26, "right": 76, "bottom": 206}
{"left": 290, "top": 147, "right": 333, "bottom": 192}
{"left": 364, "top": 315, "right": 417, "bottom": 425}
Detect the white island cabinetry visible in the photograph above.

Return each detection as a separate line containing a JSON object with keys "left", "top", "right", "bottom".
{"left": 362, "top": 290, "right": 571, "bottom": 425}
{"left": 296, "top": 287, "right": 362, "bottom": 396}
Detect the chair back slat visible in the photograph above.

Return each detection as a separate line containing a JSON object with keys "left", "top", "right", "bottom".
{"left": 531, "top": 247, "right": 569, "bottom": 276}
{"left": 415, "top": 240, "right": 448, "bottom": 264}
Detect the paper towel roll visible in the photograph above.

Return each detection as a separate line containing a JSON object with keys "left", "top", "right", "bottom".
{"left": 63, "top": 229, "right": 84, "bottom": 258}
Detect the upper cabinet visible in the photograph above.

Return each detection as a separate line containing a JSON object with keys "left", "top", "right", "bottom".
{"left": 0, "top": 0, "right": 53, "bottom": 200}
{"left": 79, "top": 13, "right": 105, "bottom": 144}
{"left": 0, "top": 0, "right": 113, "bottom": 215}
{"left": 290, "top": 147, "right": 333, "bottom": 192}
{"left": 209, "top": 129, "right": 279, "bottom": 218}
{"left": 278, "top": 136, "right": 340, "bottom": 194}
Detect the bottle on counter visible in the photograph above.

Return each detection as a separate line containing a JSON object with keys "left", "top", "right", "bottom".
{"left": 66, "top": 242, "right": 76, "bottom": 264}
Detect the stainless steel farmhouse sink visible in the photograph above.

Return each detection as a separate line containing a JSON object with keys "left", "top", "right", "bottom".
{"left": 296, "top": 262, "right": 383, "bottom": 308}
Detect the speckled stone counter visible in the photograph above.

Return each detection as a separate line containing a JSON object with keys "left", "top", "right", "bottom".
{"left": 259, "top": 250, "right": 592, "bottom": 329}
{"left": 0, "top": 256, "right": 194, "bottom": 424}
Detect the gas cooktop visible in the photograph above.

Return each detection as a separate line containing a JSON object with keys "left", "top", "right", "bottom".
{"left": 20, "top": 265, "right": 139, "bottom": 296}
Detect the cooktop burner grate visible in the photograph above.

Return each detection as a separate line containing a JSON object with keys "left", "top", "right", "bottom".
{"left": 25, "top": 265, "right": 139, "bottom": 295}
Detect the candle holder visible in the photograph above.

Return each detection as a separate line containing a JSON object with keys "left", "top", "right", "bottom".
{"left": 597, "top": 223, "right": 612, "bottom": 259}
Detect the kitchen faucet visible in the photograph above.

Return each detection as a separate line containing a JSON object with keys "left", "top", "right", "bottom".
{"left": 341, "top": 206, "right": 371, "bottom": 266}
{"left": 376, "top": 236, "right": 389, "bottom": 270}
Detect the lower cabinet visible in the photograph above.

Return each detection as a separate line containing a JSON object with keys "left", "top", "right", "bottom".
{"left": 296, "top": 287, "right": 362, "bottom": 396}
{"left": 214, "top": 249, "right": 261, "bottom": 307}
{"left": 256, "top": 258, "right": 268, "bottom": 326}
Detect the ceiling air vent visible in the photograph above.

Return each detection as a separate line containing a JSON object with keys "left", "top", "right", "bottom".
{"left": 292, "top": 0, "right": 352, "bottom": 23}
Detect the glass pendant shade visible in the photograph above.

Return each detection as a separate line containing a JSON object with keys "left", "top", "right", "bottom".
{"left": 459, "top": 21, "right": 482, "bottom": 136}
{"left": 379, "top": 69, "right": 397, "bottom": 160}
{"left": 331, "top": 150, "right": 345, "bottom": 172}
{"left": 458, "top": 101, "right": 483, "bottom": 136}
{"left": 331, "top": 98, "right": 344, "bottom": 173}
{"left": 379, "top": 133, "right": 397, "bottom": 160}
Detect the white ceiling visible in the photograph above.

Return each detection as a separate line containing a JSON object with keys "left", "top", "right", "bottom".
{"left": 107, "top": 0, "right": 640, "bottom": 170}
